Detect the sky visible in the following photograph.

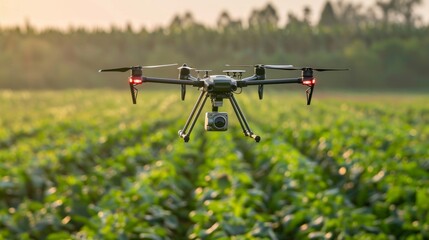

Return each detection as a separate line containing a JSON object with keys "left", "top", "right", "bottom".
{"left": 1, "top": 0, "right": 428, "bottom": 30}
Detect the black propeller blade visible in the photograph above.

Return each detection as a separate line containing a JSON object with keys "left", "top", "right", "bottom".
{"left": 266, "top": 66, "right": 349, "bottom": 72}
{"left": 99, "top": 67, "right": 132, "bottom": 72}
{"left": 225, "top": 64, "right": 294, "bottom": 69}
{"left": 99, "top": 63, "right": 178, "bottom": 72}
{"left": 313, "top": 68, "right": 349, "bottom": 72}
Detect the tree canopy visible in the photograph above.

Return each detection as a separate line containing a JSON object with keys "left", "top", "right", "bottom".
{"left": 0, "top": 0, "right": 427, "bottom": 90}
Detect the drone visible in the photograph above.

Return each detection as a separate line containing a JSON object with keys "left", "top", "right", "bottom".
{"left": 99, "top": 63, "right": 348, "bottom": 142}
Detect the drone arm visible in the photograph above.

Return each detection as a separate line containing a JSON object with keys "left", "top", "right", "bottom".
{"left": 143, "top": 77, "right": 204, "bottom": 87}
{"left": 239, "top": 78, "right": 302, "bottom": 87}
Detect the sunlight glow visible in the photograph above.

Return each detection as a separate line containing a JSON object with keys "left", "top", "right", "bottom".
{"left": 2, "top": 0, "right": 427, "bottom": 30}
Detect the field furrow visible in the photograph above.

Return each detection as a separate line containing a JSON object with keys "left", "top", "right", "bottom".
{"left": 1, "top": 90, "right": 429, "bottom": 239}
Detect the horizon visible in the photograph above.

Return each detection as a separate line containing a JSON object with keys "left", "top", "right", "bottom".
{"left": 1, "top": 0, "right": 428, "bottom": 31}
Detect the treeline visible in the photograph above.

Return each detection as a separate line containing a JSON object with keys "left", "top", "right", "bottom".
{"left": 0, "top": 0, "right": 428, "bottom": 90}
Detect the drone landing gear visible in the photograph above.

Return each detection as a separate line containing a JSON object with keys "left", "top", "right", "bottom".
{"left": 228, "top": 94, "right": 261, "bottom": 142}
{"left": 178, "top": 91, "right": 209, "bottom": 142}
{"left": 178, "top": 91, "right": 260, "bottom": 143}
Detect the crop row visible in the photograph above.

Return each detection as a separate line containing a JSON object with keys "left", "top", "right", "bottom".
{"left": 1, "top": 91, "right": 187, "bottom": 239}
{"left": 1, "top": 90, "right": 428, "bottom": 239}
{"left": 243, "top": 93, "right": 429, "bottom": 238}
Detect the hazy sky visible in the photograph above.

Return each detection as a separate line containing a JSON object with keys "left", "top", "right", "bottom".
{"left": 1, "top": 0, "right": 428, "bottom": 30}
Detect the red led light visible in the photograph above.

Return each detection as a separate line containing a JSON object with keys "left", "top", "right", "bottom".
{"left": 129, "top": 76, "right": 143, "bottom": 85}
{"left": 303, "top": 78, "right": 316, "bottom": 86}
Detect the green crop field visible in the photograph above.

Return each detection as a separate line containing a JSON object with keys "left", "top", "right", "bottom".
{"left": 1, "top": 90, "right": 428, "bottom": 239}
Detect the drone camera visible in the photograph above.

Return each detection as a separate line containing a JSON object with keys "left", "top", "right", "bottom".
{"left": 205, "top": 112, "right": 228, "bottom": 131}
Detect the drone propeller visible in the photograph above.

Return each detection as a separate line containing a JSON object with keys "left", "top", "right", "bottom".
{"left": 99, "top": 63, "right": 178, "bottom": 72}
{"left": 178, "top": 64, "right": 196, "bottom": 101}
{"left": 223, "top": 69, "right": 246, "bottom": 74}
{"left": 226, "top": 64, "right": 292, "bottom": 100}
{"left": 313, "top": 68, "right": 349, "bottom": 72}
{"left": 99, "top": 67, "right": 133, "bottom": 72}
{"left": 225, "top": 64, "right": 251, "bottom": 67}
{"left": 261, "top": 64, "right": 295, "bottom": 69}
{"left": 143, "top": 63, "right": 178, "bottom": 69}
{"left": 99, "top": 63, "right": 177, "bottom": 104}
{"left": 266, "top": 66, "right": 349, "bottom": 72}
{"left": 278, "top": 67, "right": 347, "bottom": 105}
{"left": 225, "top": 64, "right": 294, "bottom": 69}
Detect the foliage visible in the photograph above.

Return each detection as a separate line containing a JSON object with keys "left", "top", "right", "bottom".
{"left": 1, "top": 89, "right": 428, "bottom": 239}
{"left": 0, "top": 0, "right": 428, "bottom": 90}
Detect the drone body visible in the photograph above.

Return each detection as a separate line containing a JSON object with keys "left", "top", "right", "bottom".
{"left": 99, "top": 63, "right": 348, "bottom": 142}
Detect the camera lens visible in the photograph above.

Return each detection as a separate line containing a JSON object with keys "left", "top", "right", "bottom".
{"left": 214, "top": 116, "right": 226, "bottom": 128}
